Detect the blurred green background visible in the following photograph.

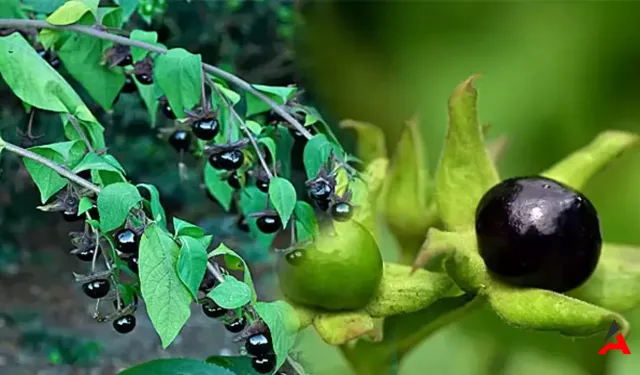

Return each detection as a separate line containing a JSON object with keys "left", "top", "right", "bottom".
{"left": 1, "top": 1, "right": 640, "bottom": 374}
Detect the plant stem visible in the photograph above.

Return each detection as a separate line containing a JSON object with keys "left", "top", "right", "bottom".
{"left": 67, "top": 114, "right": 95, "bottom": 153}
{"left": 0, "top": 18, "right": 313, "bottom": 139}
{"left": 3, "top": 142, "right": 101, "bottom": 193}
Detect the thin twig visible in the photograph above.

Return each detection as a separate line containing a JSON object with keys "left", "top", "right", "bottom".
{"left": 200, "top": 69, "right": 208, "bottom": 110}
{"left": 206, "top": 74, "right": 274, "bottom": 180}
{"left": 3, "top": 142, "right": 101, "bottom": 193}
{"left": 67, "top": 114, "right": 95, "bottom": 153}
{"left": 206, "top": 261, "right": 225, "bottom": 283}
{"left": 0, "top": 19, "right": 313, "bottom": 139}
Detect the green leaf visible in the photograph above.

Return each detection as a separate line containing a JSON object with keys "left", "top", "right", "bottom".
{"left": 115, "top": 0, "right": 138, "bottom": 20}
{"left": 97, "top": 7, "right": 123, "bottom": 28}
{"left": 274, "top": 126, "right": 294, "bottom": 179}
{"left": 207, "top": 275, "right": 252, "bottom": 309}
{"left": 173, "top": 217, "right": 205, "bottom": 238}
{"left": 61, "top": 109, "right": 105, "bottom": 150}
{"left": 254, "top": 301, "right": 300, "bottom": 370}
{"left": 97, "top": 182, "right": 142, "bottom": 232}
{"left": 118, "top": 358, "right": 233, "bottom": 375}
{"left": 135, "top": 78, "right": 158, "bottom": 126}
{"left": 139, "top": 224, "right": 192, "bottom": 348}
{"left": 154, "top": 48, "right": 202, "bottom": 118}
{"left": 245, "top": 120, "right": 262, "bottom": 135}
{"left": 434, "top": 75, "right": 499, "bottom": 231}
{"left": 130, "top": 30, "right": 158, "bottom": 62}
{"left": 57, "top": 34, "right": 124, "bottom": 110}
{"left": 177, "top": 236, "right": 208, "bottom": 301}
{"left": 37, "top": 29, "right": 61, "bottom": 50}
{"left": 216, "top": 83, "right": 241, "bottom": 105}
{"left": 208, "top": 243, "right": 256, "bottom": 302}
{"left": 339, "top": 119, "right": 387, "bottom": 163}
{"left": 294, "top": 201, "right": 317, "bottom": 243}
{"left": 245, "top": 84, "right": 297, "bottom": 117}
{"left": 137, "top": 184, "right": 167, "bottom": 228}
{"left": 268, "top": 177, "right": 296, "bottom": 227}
{"left": 206, "top": 356, "right": 260, "bottom": 375}
{"left": 258, "top": 137, "right": 276, "bottom": 169}
{"left": 204, "top": 164, "right": 234, "bottom": 212}
{"left": 0, "top": 0, "right": 26, "bottom": 18}
{"left": 22, "top": 141, "right": 85, "bottom": 203}
{"left": 22, "top": 0, "right": 65, "bottom": 14}
{"left": 0, "top": 33, "right": 90, "bottom": 114}
{"left": 486, "top": 282, "right": 628, "bottom": 337}
{"left": 541, "top": 130, "right": 639, "bottom": 191}
{"left": 303, "top": 134, "right": 337, "bottom": 178}
{"left": 77, "top": 196, "right": 94, "bottom": 216}
{"left": 569, "top": 243, "right": 640, "bottom": 313}
{"left": 46, "top": 0, "right": 93, "bottom": 26}
{"left": 72, "top": 152, "right": 124, "bottom": 174}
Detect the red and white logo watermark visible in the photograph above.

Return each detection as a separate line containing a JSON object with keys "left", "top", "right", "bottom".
{"left": 598, "top": 320, "right": 631, "bottom": 355}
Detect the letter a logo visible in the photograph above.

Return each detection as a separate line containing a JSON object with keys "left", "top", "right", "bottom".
{"left": 598, "top": 320, "right": 631, "bottom": 355}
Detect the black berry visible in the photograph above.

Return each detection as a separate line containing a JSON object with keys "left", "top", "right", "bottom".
{"left": 121, "top": 75, "right": 137, "bottom": 93}
{"left": 161, "top": 101, "right": 176, "bottom": 120}
{"left": 309, "top": 180, "right": 333, "bottom": 201}
{"left": 227, "top": 171, "right": 244, "bottom": 189}
{"left": 127, "top": 255, "right": 139, "bottom": 274}
{"left": 331, "top": 202, "right": 353, "bottom": 222}
{"left": 76, "top": 247, "right": 100, "bottom": 262}
{"left": 245, "top": 332, "right": 273, "bottom": 356}
{"left": 82, "top": 279, "right": 110, "bottom": 299}
{"left": 115, "top": 228, "right": 139, "bottom": 254}
{"left": 475, "top": 176, "right": 602, "bottom": 293}
{"left": 315, "top": 198, "right": 331, "bottom": 211}
{"left": 209, "top": 149, "right": 244, "bottom": 171}
{"left": 117, "top": 54, "right": 133, "bottom": 67}
{"left": 251, "top": 354, "right": 276, "bottom": 374}
{"left": 285, "top": 249, "right": 305, "bottom": 265}
{"left": 191, "top": 118, "right": 219, "bottom": 140}
{"left": 62, "top": 211, "right": 82, "bottom": 222}
{"left": 256, "top": 215, "right": 281, "bottom": 234}
{"left": 113, "top": 315, "right": 136, "bottom": 334}
{"left": 224, "top": 316, "right": 246, "bottom": 333}
{"left": 202, "top": 300, "right": 227, "bottom": 319}
{"left": 169, "top": 130, "right": 191, "bottom": 152}
{"left": 256, "top": 178, "right": 270, "bottom": 193}
{"left": 199, "top": 273, "right": 217, "bottom": 292}
{"left": 135, "top": 72, "right": 153, "bottom": 85}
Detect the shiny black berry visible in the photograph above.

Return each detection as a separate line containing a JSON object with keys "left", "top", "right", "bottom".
{"left": 127, "top": 255, "right": 139, "bottom": 274}
{"left": 82, "top": 279, "right": 110, "bottom": 299}
{"left": 331, "top": 202, "right": 353, "bottom": 222}
{"left": 191, "top": 118, "right": 219, "bottom": 140}
{"left": 227, "top": 171, "right": 244, "bottom": 189}
{"left": 121, "top": 75, "right": 137, "bottom": 93}
{"left": 224, "top": 316, "right": 246, "bottom": 333}
{"left": 113, "top": 315, "right": 136, "bottom": 334}
{"left": 117, "top": 54, "right": 133, "bottom": 67}
{"left": 169, "top": 130, "right": 191, "bottom": 152}
{"left": 256, "top": 215, "right": 281, "bottom": 234}
{"left": 115, "top": 228, "right": 139, "bottom": 254}
{"left": 161, "top": 101, "right": 176, "bottom": 120}
{"left": 135, "top": 72, "right": 153, "bottom": 85}
{"left": 256, "top": 178, "right": 270, "bottom": 193}
{"left": 309, "top": 180, "right": 333, "bottom": 201}
{"left": 251, "top": 354, "right": 276, "bottom": 374}
{"left": 62, "top": 211, "right": 83, "bottom": 222}
{"left": 76, "top": 247, "right": 100, "bottom": 262}
{"left": 245, "top": 332, "right": 273, "bottom": 356}
{"left": 209, "top": 149, "right": 244, "bottom": 171}
{"left": 202, "top": 300, "right": 227, "bottom": 319}
{"left": 285, "top": 249, "right": 305, "bottom": 265}
{"left": 475, "top": 176, "right": 602, "bottom": 293}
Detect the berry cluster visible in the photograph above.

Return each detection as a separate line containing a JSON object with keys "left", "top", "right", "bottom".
{"left": 201, "top": 299, "right": 247, "bottom": 333}
{"left": 245, "top": 330, "right": 277, "bottom": 374}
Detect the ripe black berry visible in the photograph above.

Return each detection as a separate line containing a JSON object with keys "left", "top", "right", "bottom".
{"left": 113, "top": 315, "right": 136, "bottom": 334}
{"left": 191, "top": 118, "right": 219, "bottom": 140}
{"left": 475, "top": 176, "right": 602, "bottom": 293}
{"left": 331, "top": 202, "right": 353, "bottom": 222}
{"left": 309, "top": 180, "right": 333, "bottom": 201}
{"left": 245, "top": 332, "right": 273, "bottom": 356}
{"left": 169, "top": 130, "right": 191, "bottom": 152}
{"left": 251, "top": 354, "right": 276, "bottom": 374}
{"left": 227, "top": 171, "right": 244, "bottom": 189}
{"left": 256, "top": 178, "right": 270, "bottom": 193}
{"left": 161, "top": 101, "right": 176, "bottom": 120}
{"left": 285, "top": 249, "right": 305, "bottom": 265}
{"left": 224, "top": 316, "right": 247, "bottom": 333}
{"left": 82, "top": 279, "right": 110, "bottom": 299}
{"left": 76, "top": 247, "right": 100, "bottom": 262}
{"left": 135, "top": 72, "right": 153, "bottom": 85}
{"left": 121, "top": 75, "right": 137, "bottom": 93}
{"left": 127, "top": 255, "right": 139, "bottom": 274}
{"left": 209, "top": 149, "right": 244, "bottom": 171}
{"left": 62, "top": 211, "right": 83, "bottom": 222}
{"left": 202, "top": 300, "right": 227, "bottom": 318}
{"left": 115, "top": 228, "right": 139, "bottom": 254}
{"left": 256, "top": 215, "right": 281, "bottom": 234}
{"left": 117, "top": 54, "right": 133, "bottom": 67}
